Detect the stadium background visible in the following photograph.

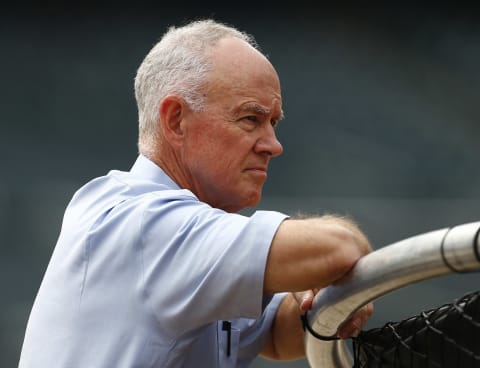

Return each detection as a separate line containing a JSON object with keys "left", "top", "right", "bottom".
{"left": 1, "top": 3, "right": 479, "bottom": 367}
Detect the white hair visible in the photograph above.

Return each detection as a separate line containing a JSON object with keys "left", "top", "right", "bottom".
{"left": 134, "top": 19, "right": 259, "bottom": 155}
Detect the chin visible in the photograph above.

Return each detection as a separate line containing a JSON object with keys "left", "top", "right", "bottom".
{"left": 219, "top": 185, "right": 263, "bottom": 212}
{"left": 222, "top": 195, "right": 261, "bottom": 213}
{"left": 244, "top": 191, "right": 262, "bottom": 208}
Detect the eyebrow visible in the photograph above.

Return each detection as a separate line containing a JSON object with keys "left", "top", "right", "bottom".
{"left": 238, "top": 103, "right": 285, "bottom": 121}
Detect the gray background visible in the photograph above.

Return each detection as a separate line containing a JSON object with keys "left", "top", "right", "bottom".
{"left": 2, "top": 2, "right": 479, "bottom": 367}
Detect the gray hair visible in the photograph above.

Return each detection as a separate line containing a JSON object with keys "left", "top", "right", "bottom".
{"left": 134, "top": 19, "right": 259, "bottom": 155}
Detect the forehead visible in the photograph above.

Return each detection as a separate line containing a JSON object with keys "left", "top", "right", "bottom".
{"left": 205, "top": 37, "right": 283, "bottom": 114}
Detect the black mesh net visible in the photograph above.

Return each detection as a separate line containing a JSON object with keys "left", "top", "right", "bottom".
{"left": 352, "top": 290, "right": 480, "bottom": 368}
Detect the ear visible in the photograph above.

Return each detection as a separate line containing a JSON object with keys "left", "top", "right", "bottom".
{"left": 159, "top": 95, "right": 187, "bottom": 145}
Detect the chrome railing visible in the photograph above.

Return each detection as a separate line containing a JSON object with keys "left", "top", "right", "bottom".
{"left": 304, "top": 221, "right": 480, "bottom": 368}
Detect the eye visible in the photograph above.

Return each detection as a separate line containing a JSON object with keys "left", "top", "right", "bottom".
{"left": 244, "top": 116, "right": 259, "bottom": 124}
{"left": 270, "top": 119, "right": 279, "bottom": 128}
{"left": 235, "top": 116, "right": 259, "bottom": 131}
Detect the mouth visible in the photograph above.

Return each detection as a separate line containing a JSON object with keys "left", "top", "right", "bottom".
{"left": 245, "top": 165, "right": 267, "bottom": 173}
{"left": 244, "top": 166, "right": 268, "bottom": 181}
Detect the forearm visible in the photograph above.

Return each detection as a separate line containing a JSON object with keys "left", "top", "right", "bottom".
{"left": 260, "top": 215, "right": 374, "bottom": 361}
{"left": 264, "top": 214, "right": 372, "bottom": 294}
{"left": 260, "top": 293, "right": 305, "bottom": 361}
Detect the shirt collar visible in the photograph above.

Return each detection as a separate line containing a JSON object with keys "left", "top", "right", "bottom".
{"left": 130, "top": 155, "right": 181, "bottom": 190}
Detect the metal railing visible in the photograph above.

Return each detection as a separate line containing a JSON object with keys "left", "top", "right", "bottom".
{"left": 304, "top": 221, "right": 480, "bottom": 368}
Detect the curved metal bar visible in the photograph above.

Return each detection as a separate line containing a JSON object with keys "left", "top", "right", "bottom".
{"left": 305, "top": 221, "right": 480, "bottom": 368}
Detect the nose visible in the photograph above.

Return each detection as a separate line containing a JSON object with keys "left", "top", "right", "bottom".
{"left": 254, "top": 124, "right": 283, "bottom": 157}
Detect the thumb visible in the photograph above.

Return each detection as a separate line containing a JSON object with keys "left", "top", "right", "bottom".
{"left": 292, "top": 290, "right": 315, "bottom": 312}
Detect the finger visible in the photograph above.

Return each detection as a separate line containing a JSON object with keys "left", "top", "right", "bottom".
{"left": 338, "top": 317, "right": 362, "bottom": 339}
{"left": 338, "top": 303, "right": 374, "bottom": 339}
{"left": 291, "top": 291, "right": 302, "bottom": 306}
{"left": 354, "top": 303, "right": 373, "bottom": 326}
{"left": 291, "top": 290, "right": 315, "bottom": 312}
{"left": 357, "top": 303, "right": 374, "bottom": 327}
{"left": 299, "top": 290, "right": 314, "bottom": 312}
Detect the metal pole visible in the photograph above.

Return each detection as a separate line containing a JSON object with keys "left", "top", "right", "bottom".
{"left": 305, "top": 221, "right": 480, "bottom": 368}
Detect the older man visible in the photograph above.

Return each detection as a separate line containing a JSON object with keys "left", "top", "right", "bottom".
{"left": 19, "top": 19, "right": 373, "bottom": 367}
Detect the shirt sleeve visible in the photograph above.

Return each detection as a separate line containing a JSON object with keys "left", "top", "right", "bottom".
{"left": 235, "top": 293, "right": 288, "bottom": 367}
{"left": 138, "top": 192, "right": 289, "bottom": 338}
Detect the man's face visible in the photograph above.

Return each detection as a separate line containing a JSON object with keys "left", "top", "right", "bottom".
{"left": 181, "top": 37, "right": 284, "bottom": 212}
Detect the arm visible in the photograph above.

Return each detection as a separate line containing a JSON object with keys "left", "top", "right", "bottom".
{"left": 264, "top": 214, "right": 372, "bottom": 294}
{"left": 260, "top": 293, "right": 305, "bottom": 360}
{"left": 261, "top": 214, "right": 373, "bottom": 360}
{"left": 261, "top": 291, "right": 374, "bottom": 361}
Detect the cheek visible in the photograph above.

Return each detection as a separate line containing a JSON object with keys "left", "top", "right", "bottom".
{"left": 195, "top": 148, "right": 243, "bottom": 190}
{"left": 185, "top": 123, "right": 252, "bottom": 177}
{"left": 185, "top": 126, "right": 216, "bottom": 157}
{"left": 191, "top": 128, "right": 238, "bottom": 160}
{"left": 185, "top": 133, "right": 229, "bottom": 177}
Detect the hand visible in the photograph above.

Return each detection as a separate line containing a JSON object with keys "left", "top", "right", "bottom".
{"left": 292, "top": 290, "right": 374, "bottom": 339}
{"left": 337, "top": 303, "right": 374, "bottom": 339}
{"left": 292, "top": 289, "right": 319, "bottom": 313}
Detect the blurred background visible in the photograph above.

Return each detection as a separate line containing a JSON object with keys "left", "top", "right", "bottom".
{"left": 1, "top": 2, "right": 479, "bottom": 367}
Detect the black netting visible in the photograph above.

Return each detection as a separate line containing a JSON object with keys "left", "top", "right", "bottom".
{"left": 352, "top": 291, "right": 480, "bottom": 368}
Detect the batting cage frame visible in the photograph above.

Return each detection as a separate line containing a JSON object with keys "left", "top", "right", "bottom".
{"left": 303, "top": 221, "right": 480, "bottom": 368}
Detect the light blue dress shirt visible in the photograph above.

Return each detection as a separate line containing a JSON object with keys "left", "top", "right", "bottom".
{"left": 19, "top": 155, "right": 289, "bottom": 367}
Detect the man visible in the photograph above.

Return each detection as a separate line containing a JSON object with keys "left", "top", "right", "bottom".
{"left": 19, "top": 19, "right": 373, "bottom": 367}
